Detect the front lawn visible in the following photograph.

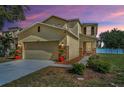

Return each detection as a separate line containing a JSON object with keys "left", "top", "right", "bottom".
{"left": 3, "top": 54, "right": 124, "bottom": 87}
{"left": 99, "top": 54, "right": 124, "bottom": 86}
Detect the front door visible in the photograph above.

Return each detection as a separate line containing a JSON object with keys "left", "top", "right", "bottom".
{"left": 83, "top": 42, "right": 92, "bottom": 55}
{"left": 86, "top": 42, "right": 92, "bottom": 52}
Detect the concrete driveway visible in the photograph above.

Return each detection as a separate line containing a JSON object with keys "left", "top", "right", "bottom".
{"left": 0, "top": 60, "right": 54, "bottom": 86}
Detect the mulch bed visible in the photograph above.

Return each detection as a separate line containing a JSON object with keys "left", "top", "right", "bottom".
{"left": 56, "top": 56, "right": 82, "bottom": 64}
{"left": 0, "top": 57, "right": 14, "bottom": 63}
{"left": 83, "top": 68, "right": 114, "bottom": 80}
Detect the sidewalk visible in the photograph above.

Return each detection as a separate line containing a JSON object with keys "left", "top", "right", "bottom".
{"left": 51, "top": 64, "right": 72, "bottom": 68}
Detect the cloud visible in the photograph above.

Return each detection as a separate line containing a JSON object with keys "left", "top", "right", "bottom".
{"left": 110, "top": 11, "right": 124, "bottom": 18}
{"left": 96, "top": 10, "right": 124, "bottom": 23}
{"left": 98, "top": 24, "right": 124, "bottom": 35}
{"left": 26, "top": 12, "right": 49, "bottom": 20}
{"left": 18, "top": 12, "right": 49, "bottom": 28}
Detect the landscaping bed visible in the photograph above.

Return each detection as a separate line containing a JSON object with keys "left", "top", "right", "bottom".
{"left": 0, "top": 57, "right": 14, "bottom": 63}
{"left": 2, "top": 54, "right": 124, "bottom": 87}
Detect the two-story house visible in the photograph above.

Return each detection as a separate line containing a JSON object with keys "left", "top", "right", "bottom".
{"left": 18, "top": 15, "right": 98, "bottom": 62}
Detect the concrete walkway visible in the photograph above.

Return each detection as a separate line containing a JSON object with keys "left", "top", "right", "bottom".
{"left": 0, "top": 60, "right": 54, "bottom": 86}
{"left": 79, "top": 56, "right": 90, "bottom": 65}
{"left": 51, "top": 64, "right": 72, "bottom": 68}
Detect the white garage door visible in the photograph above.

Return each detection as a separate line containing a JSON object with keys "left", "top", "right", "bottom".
{"left": 24, "top": 41, "right": 59, "bottom": 60}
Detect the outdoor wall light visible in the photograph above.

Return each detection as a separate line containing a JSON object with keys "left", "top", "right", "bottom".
{"left": 18, "top": 44, "right": 22, "bottom": 47}
{"left": 61, "top": 42, "right": 64, "bottom": 47}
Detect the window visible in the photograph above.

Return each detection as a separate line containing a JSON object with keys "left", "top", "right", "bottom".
{"left": 91, "top": 26, "right": 95, "bottom": 35}
{"left": 38, "top": 26, "right": 40, "bottom": 32}
{"left": 84, "top": 27, "right": 86, "bottom": 34}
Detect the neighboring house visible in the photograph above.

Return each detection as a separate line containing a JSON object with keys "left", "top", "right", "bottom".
{"left": 0, "top": 27, "right": 22, "bottom": 56}
{"left": 18, "top": 15, "right": 98, "bottom": 62}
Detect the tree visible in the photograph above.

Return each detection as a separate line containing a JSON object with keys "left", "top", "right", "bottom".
{"left": 1, "top": 32, "right": 14, "bottom": 56}
{"left": 0, "top": 35, "right": 4, "bottom": 56}
{"left": 0, "top": 5, "right": 30, "bottom": 30}
{"left": 0, "top": 5, "right": 29, "bottom": 56}
{"left": 99, "top": 28, "right": 124, "bottom": 49}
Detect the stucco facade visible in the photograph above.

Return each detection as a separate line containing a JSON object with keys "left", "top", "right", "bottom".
{"left": 18, "top": 15, "right": 98, "bottom": 62}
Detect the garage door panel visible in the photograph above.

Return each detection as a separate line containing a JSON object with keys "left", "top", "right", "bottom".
{"left": 24, "top": 41, "right": 58, "bottom": 60}
{"left": 24, "top": 50, "right": 51, "bottom": 59}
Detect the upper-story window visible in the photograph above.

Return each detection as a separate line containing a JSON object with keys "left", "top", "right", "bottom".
{"left": 38, "top": 26, "right": 40, "bottom": 32}
{"left": 84, "top": 27, "right": 86, "bottom": 35}
{"left": 91, "top": 26, "right": 95, "bottom": 35}
{"left": 86, "top": 26, "right": 91, "bottom": 35}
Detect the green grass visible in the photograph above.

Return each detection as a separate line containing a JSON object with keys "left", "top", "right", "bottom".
{"left": 98, "top": 54, "right": 124, "bottom": 86}
{"left": 2, "top": 54, "right": 124, "bottom": 87}
{"left": 97, "top": 54, "right": 124, "bottom": 71}
{"left": 99, "top": 54, "right": 124, "bottom": 64}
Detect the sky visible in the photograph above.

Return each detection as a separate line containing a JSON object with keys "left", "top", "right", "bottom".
{"left": 4, "top": 5, "right": 124, "bottom": 36}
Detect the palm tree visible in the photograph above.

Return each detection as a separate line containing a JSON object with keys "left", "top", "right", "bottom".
{"left": 0, "top": 5, "right": 30, "bottom": 30}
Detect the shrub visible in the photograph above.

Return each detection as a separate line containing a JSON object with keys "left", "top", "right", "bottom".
{"left": 72, "top": 63, "right": 85, "bottom": 75}
{"left": 94, "top": 61, "right": 111, "bottom": 73}
{"left": 88, "top": 55, "right": 100, "bottom": 61}
{"left": 9, "top": 49, "right": 16, "bottom": 56}
{"left": 87, "top": 55, "right": 100, "bottom": 67}
{"left": 88, "top": 55, "right": 111, "bottom": 73}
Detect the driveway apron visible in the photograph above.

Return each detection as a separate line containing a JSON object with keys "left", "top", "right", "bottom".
{"left": 0, "top": 60, "right": 54, "bottom": 86}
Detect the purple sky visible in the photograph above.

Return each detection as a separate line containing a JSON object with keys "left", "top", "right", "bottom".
{"left": 4, "top": 5, "right": 124, "bottom": 36}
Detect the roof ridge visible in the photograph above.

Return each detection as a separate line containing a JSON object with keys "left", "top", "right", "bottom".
{"left": 42, "top": 15, "right": 68, "bottom": 23}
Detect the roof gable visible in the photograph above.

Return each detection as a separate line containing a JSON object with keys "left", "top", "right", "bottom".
{"left": 42, "top": 15, "right": 68, "bottom": 23}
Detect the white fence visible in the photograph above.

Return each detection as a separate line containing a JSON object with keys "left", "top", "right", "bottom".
{"left": 96, "top": 48, "right": 124, "bottom": 54}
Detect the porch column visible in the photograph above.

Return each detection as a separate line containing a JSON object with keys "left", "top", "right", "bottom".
{"left": 92, "top": 41, "right": 96, "bottom": 54}
{"left": 65, "top": 46, "right": 69, "bottom": 62}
